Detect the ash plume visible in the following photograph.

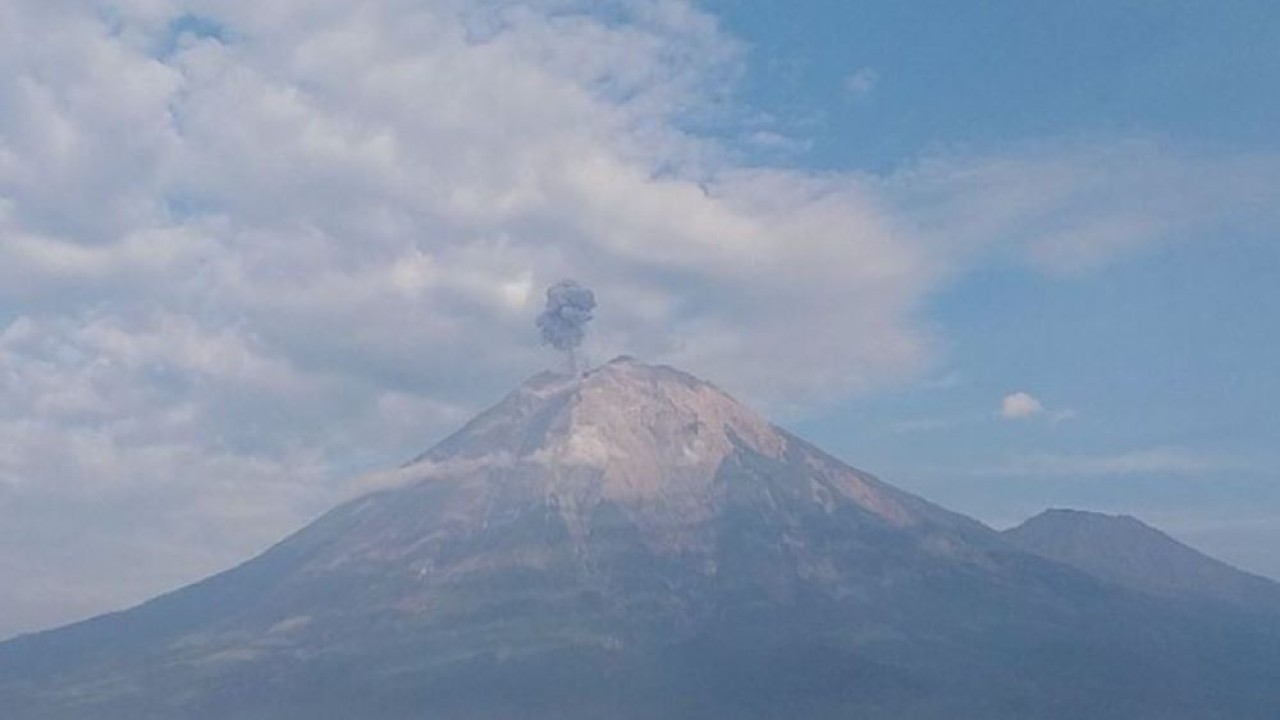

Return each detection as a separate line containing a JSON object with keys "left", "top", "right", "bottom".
{"left": 536, "top": 280, "right": 596, "bottom": 372}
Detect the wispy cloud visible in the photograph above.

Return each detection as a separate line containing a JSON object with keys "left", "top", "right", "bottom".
{"left": 982, "top": 447, "right": 1242, "bottom": 478}
{"left": 889, "top": 417, "right": 958, "bottom": 434}
{"left": 843, "top": 67, "right": 879, "bottom": 99}
{"left": 892, "top": 140, "right": 1280, "bottom": 276}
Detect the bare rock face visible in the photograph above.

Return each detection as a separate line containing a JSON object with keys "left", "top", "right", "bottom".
{"left": 404, "top": 357, "right": 924, "bottom": 553}
{"left": 413, "top": 358, "right": 789, "bottom": 542}
{"left": 2, "top": 358, "right": 1279, "bottom": 720}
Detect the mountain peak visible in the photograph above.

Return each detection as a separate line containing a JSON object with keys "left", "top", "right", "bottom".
{"left": 1021, "top": 508, "right": 1151, "bottom": 534}
{"left": 395, "top": 358, "right": 937, "bottom": 551}
{"left": 417, "top": 357, "right": 786, "bottom": 500}
{"left": 557, "top": 356, "right": 786, "bottom": 467}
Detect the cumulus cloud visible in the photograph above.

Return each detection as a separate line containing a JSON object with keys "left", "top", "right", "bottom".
{"left": 1000, "top": 392, "right": 1044, "bottom": 420}
{"left": 0, "top": 0, "right": 1276, "bottom": 638}
{"left": 999, "top": 392, "right": 1076, "bottom": 423}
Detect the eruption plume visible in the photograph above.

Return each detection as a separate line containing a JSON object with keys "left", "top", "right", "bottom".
{"left": 536, "top": 280, "right": 596, "bottom": 373}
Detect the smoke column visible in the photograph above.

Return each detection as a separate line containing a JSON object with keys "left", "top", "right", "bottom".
{"left": 536, "top": 280, "right": 596, "bottom": 373}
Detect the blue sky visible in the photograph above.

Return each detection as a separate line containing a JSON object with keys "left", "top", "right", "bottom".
{"left": 0, "top": 0, "right": 1276, "bottom": 639}
{"left": 712, "top": 0, "right": 1280, "bottom": 168}
{"left": 711, "top": 0, "right": 1280, "bottom": 573}
{"left": 798, "top": 234, "right": 1280, "bottom": 572}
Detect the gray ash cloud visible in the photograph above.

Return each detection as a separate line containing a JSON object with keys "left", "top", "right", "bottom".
{"left": 536, "top": 280, "right": 596, "bottom": 368}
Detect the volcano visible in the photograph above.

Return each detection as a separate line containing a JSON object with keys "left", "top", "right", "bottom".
{"left": 2, "top": 357, "right": 1278, "bottom": 719}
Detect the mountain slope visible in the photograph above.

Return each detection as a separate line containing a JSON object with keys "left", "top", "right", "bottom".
{"left": 2, "top": 358, "right": 1279, "bottom": 719}
{"left": 1004, "top": 508, "right": 1280, "bottom": 614}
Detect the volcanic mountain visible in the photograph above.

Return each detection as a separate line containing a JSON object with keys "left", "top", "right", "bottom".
{"left": 2, "top": 358, "right": 1278, "bottom": 719}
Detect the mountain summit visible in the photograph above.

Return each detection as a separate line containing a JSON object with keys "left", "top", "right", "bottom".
{"left": 2, "top": 359, "right": 1279, "bottom": 719}
{"left": 412, "top": 356, "right": 800, "bottom": 536}
{"left": 405, "top": 356, "right": 966, "bottom": 546}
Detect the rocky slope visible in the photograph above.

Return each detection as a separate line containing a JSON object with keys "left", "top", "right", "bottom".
{"left": 1, "top": 358, "right": 1278, "bottom": 719}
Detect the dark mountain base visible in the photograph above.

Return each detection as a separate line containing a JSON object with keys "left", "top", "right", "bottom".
{"left": 8, "top": 568, "right": 1279, "bottom": 720}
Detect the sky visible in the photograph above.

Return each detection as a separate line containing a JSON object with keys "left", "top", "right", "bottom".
{"left": 0, "top": 0, "right": 1276, "bottom": 640}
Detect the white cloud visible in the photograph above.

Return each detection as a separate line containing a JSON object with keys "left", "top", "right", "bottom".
{"left": 890, "top": 140, "right": 1280, "bottom": 276}
{"left": 999, "top": 392, "right": 1076, "bottom": 423}
{"left": 0, "top": 0, "right": 1276, "bottom": 638}
{"left": 1000, "top": 392, "right": 1044, "bottom": 419}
